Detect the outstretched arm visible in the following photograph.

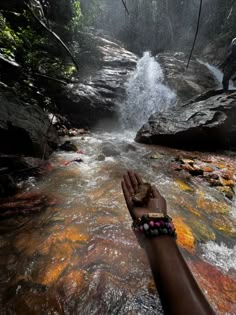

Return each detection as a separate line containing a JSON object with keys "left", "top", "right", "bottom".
{"left": 121, "top": 171, "right": 215, "bottom": 315}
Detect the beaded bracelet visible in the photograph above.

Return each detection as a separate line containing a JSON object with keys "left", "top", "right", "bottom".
{"left": 132, "top": 213, "right": 177, "bottom": 239}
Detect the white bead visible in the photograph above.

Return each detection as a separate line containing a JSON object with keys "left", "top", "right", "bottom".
{"left": 143, "top": 223, "right": 149, "bottom": 231}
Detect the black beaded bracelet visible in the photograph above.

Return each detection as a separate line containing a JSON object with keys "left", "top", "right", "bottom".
{"left": 132, "top": 214, "right": 177, "bottom": 239}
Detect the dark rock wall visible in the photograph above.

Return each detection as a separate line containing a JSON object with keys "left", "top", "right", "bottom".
{"left": 0, "top": 84, "right": 58, "bottom": 158}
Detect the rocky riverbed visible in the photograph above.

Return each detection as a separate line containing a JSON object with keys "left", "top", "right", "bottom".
{"left": 0, "top": 131, "right": 235, "bottom": 314}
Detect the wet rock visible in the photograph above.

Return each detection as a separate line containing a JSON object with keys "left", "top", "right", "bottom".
{"left": 132, "top": 183, "right": 152, "bottom": 206}
{"left": 175, "top": 179, "right": 193, "bottom": 192}
{"left": 192, "top": 260, "right": 236, "bottom": 313}
{"left": 0, "top": 192, "right": 53, "bottom": 218}
{"left": 102, "top": 144, "right": 120, "bottom": 157}
{"left": 68, "top": 128, "right": 89, "bottom": 137}
{"left": 0, "top": 84, "right": 58, "bottom": 157}
{"left": 136, "top": 91, "right": 236, "bottom": 151}
{"left": 0, "top": 155, "right": 44, "bottom": 180}
{"left": 57, "top": 125, "right": 69, "bottom": 136}
{"left": 174, "top": 216, "right": 195, "bottom": 252}
{"left": 97, "top": 154, "right": 106, "bottom": 161}
{"left": 217, "top": 186, "right": 234, "bottom": 200}
{"left": 122, "top": 143, "right": 137, "bottom": 153}
{"left": 196, "top": 191, "right": 231, "bottom": 215}
{"left": 150, "top": 153, "right": 163, "bottom": 160}
{"left": 171, "top": 155, "right": 235, "bottom": 198}
{"left": 56, "top": 33, "right": 137, "bottom": 128}
{"left": 157, "top": 52, "right": 216, "bottom": 102}
{"left": 59, "top": 141, "right": 77, "bottom": 152}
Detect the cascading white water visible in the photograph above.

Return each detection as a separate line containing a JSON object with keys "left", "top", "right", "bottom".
{"left": 120, "top": 52, "right": 176, "bottom": 131}
{"left": 198, "top": 59, "right": 236, "bottom": 90}
{"left": 204, "top": 63, "right": 223, "bottom": 88}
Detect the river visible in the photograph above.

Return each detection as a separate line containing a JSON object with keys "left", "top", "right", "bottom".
{"left": 0, "top": 54, "right": 235, "bottom": 314}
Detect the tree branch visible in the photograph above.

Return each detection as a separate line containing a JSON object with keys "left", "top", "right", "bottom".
{"left": 25, "top": 3, "right": 79, "bottom": 71}
{"left": 121, "top": 0, "right": 129, "bottom": 15}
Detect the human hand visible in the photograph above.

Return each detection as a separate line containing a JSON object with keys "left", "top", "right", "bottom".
{"left": 121, "top": 171, "right": 167, "bottom": 221}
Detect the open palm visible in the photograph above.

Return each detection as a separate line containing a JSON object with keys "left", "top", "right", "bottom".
{"left": 121, "top": 171, "right": 167, "bottom": 221}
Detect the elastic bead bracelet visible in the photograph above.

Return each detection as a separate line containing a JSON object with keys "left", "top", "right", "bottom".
{"left": 132, "top": 213, "right": 177, "bottom": 240}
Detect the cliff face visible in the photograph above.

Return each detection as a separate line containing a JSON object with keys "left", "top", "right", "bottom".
{"left": 55, "top": 33, "right": 137, "bottom": 128}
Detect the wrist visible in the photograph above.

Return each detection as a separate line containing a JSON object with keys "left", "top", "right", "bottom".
{"left": 144, "top": 234, "right": 178, "bottom": 251}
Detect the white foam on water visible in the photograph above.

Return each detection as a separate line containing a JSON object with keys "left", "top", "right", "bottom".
{"left": 201, "top": 241, "right": 236, "bottom": 273}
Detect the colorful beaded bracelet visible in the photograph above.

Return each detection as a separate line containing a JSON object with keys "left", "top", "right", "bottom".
{"left": 132, "top": 214, "right": 177, "bottom": 239}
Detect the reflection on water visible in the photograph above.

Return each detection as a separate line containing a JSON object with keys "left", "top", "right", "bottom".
{"left": 0, "top": 131, "right": 235, "bottom": 314}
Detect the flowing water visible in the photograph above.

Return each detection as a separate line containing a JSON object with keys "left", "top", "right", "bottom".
{"left": 120, "top": 52, "right": 176, "bottom": 130}
{"left": 0, "top": 54, "right": 236, "bottom": 315}
{"left": 198, "top": 59, "right": 236, "bottom": 90}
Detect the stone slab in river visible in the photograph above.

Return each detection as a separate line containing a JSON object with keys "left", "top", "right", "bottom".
{"left": 136, "top": 90, "right": 236, "bottom": 151}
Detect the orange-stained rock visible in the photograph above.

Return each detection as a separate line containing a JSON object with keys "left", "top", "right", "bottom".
{"left": 183, "top": 203, "right": 201, "bottom": 217}
{"left": 202, "top": 166, "right": 214, "bottom": 172}
{"left": 39, "top": 261, "right": 68, "bottom": 286}
{"left": 219, "top": 178, "right": 234, "bottom": 188}
{"left": 190, "top": 220, "right": 215, "bottom": 242}
{"left": 174, "top": 217, "right": 195, "bottom": 252}
{"left": 191, "top": 260, "right": 236, "bottom": 314}
{"left": 54, "top": 226, "right": 89, "bottom": 243}
{"left": 212, "top": 216, "right": 236, "bottom": 236}
{"left": 196, "top": 192, "right": 231, "bottom": 214}
{"left": 175, "top": 179, "right": 193, "bottom": 191}
{"left": 34, "top": 242, "right": 74, "bottom": 286}
{"left": 212, "top": 163, "right": 227, "bottom": 169}
{"left": 15, "top": 225, "right": 88, "bottom": 257}
{"left": 14, "top": 231, "right": 43, "bottom": 256}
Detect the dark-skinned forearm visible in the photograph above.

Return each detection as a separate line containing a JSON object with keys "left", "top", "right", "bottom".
{"left": 144, "top": 236, "right": 215, "bottom": 315}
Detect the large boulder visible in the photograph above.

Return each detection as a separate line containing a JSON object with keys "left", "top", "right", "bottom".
{"left": 157, "top": 52, "right": 216, "bottom": 102}
{"left": 0, "top": 84, "right": 58, "bottom": 158}
{"left": 136, "top": 90, "right": 236, "bottom": 151}
{"left": 56, "top": 33, "right": 137, "bottom": 128}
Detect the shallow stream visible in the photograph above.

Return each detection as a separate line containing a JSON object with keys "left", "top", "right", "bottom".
{"left": 0, "top": 131, "right": 236, "bottom": 314}
{"left": 0, "top": 53, "right": 235, "bottom": 314}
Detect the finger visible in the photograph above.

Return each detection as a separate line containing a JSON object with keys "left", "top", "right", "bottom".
{"left": 151, "top": 185, "right": 162, "bottom": 198}
{"left": 128, "top": 170, "right": 138, "bottom": 192}
{"left": 121, "top": 180, "right": 133, "bottom": 211}
{"left": 124, "top": 173, "right": 135, "bottom": 194}
{"left": 134, "top": 173, "right": 143, "bottom": 185}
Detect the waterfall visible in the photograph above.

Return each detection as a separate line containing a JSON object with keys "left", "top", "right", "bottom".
{"left": 120, "top": 51, "right": 176, "bottom": 131}
{"left": 198, "top": 60, "right": 236, "bottom": 90}
{"left": 205, "top": 63, "right": 223, "bottom": 88}
{"left": 198, "top": 60, "right": 223, "bottom": 88}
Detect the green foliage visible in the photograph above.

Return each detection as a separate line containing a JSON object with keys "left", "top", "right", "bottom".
{"left": 71, "top": 0, "right": 83, "bottom": 32}
{"left": 79, "top": 0, "right": 101, "bottom": 26}
{"left": 0, "top": 13, "right": 22, "bottom": 59}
